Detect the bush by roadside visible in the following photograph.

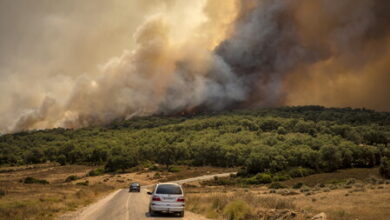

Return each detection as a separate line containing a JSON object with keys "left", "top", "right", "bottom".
{"left": 88, "top": 168, "right": 105, "bottom": 176}
{"left": 269, "top": 182, "right": 287, "bottom": 189}
{"left": 21, "top": 177, "right": 49, "bottom": 184}
{"left": 223, "top": 200, "right": 252, "bottom": 220}
{"left": 65, "top": 175, "right": 79, "bottom": 182}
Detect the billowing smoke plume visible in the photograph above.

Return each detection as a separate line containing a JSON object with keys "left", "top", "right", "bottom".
{"left": 1, "top": 0, "right": 389, "bottom": 133}
{"left": 216, "top": 0, "right": 390, "bottom": 109}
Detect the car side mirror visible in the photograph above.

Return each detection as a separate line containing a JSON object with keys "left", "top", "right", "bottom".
{"left": 147, "top": 192, "right": 152, "bottom": 195}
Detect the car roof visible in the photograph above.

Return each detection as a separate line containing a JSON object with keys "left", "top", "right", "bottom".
{"left": 157, "top": 182, "right": 181, "bottom": 186}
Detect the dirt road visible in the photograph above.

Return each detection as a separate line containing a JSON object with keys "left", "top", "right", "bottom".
{"left": 59, "top": 173, "right": 234, "bottom": 220}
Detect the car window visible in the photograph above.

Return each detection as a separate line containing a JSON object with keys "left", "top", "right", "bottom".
{"left": 156, "top": 184, "right": 182, "bottom": 194}
{"left": 131, "top": 183, "right": 139, "bottom": 186}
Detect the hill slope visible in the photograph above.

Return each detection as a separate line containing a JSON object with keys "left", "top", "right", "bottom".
{"left": 1, "top": 106, "right": 389, "bottom": 177}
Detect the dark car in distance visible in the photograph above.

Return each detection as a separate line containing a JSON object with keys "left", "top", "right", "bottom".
{"left": 129, "top": 182, "right": 141, "bottom": 192}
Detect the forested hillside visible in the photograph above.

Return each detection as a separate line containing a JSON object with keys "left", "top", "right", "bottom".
{"left": 1, "top": 106, "right": 389, "bottom": 178}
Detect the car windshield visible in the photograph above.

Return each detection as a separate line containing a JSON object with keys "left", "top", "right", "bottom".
{"left": 131, "top": 183, "right": 139, "bottom": 186}
{"left": 156, "top": 184, "right": 182, "bottom": 194}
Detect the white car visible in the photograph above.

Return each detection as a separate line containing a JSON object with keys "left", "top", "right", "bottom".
{"left": 147, "top": 183, "right": 185, "bottom": 217}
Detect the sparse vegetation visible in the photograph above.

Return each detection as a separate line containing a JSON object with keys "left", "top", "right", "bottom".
{"left": 268, "top": 182, "right": 287, "bottom": 189}
{"left": 0, "top": 189, "right": 5, "bottom": 197}
{"left": 0, "top": 183, "right": 114, "bottom": 220}
{"left": 223, "top": 200, "right": 252, "bottom": 220}
{"left": 245, "top": 173, "right": 273, "bottom": 184}
{"left": 65, "top": 175, "right": 79, "bottom": 182}
{"left": 22, "top": 177, "right": 49, "bottom": 184}
{"left": 88, "top": 168, "right": 104, "bottom": 176}
{"left": 185, "top": 167, "right": 390, "bottom": 220}
{"left": 186, "top": 191, "right": 297, "bottom": 220}
{"left": 292, "top": 182, "right": 304, "bottom": 189}
{"left": 0, "top": 164, "right": 119, "bottom": 220}
{"left": 76, "top": 180, "right": 89, "bottom": 186}
{"left": 168, "top": 166, "right": 182, "bottom": 173}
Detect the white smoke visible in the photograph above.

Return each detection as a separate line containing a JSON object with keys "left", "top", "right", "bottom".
{"left": 4, "top": 0, "right": 243, "bottom": 132}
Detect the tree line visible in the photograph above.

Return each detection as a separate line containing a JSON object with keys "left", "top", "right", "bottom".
{"left": 0, "top": 106, "right": 389, "bottom": 178}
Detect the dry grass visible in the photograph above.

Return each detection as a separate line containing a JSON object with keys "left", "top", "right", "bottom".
{"left": 0, "top": 164, "right": 116, "bottom": 220}
{"left": 0, "top": 183, "right": 114, "bottom": 220}
{"left": 0, "top": 163, "right": 234, "bottom": 219}
{"left": 282, "top": 168, "right": 380, "bottom": 187}
{"left": 184, "top": 168, "right": 390, "bottom": 220}
{"left": 186, "top": 190, "right": 299, "bottom": 220}
{"left": 0, "top": 163, "right": 160, "bottom": 220}
{"left": 295, "top": 186, "right": 390, "bottom": 220}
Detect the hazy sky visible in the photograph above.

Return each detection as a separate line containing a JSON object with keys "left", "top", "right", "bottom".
{"left": 0, "top": 0, "right": 174, "bottom": 131}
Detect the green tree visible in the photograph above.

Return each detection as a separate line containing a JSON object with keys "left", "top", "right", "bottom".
{"left": 56, "top": 154, "right": 66, "bottom": 165}
{"left": 379, "top": 156, "right": 390, "bottom": 179}
{"left": 89, "top": 146, "right": 109, "bottom": 165}
{"left": 24, "top": 148, "right": 45, "bottom": 164}
{"left": 156, "top": 143, "right": 187, "bottom": 169}
{"left": 105, "top": 155, "right": 138, "bottom": 172}
{"left": 319, "top": 145, "right": 342, "bottom": 172}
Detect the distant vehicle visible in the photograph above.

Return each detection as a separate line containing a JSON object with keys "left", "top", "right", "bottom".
{"left": 129, "top": 182, "right": 140, "bottom": 192}
{"left": 147, "top": 183, "right": 185, "bottom": 217}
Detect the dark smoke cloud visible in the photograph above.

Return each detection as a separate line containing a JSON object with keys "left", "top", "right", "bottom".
{"left": 216, "top": 0, "right": 390, "bottom": 109}
{"left": 1, "top": 0, "right": 389, "bottom": 133}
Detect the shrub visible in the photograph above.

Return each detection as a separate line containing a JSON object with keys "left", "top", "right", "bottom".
{"left": 23, "top": 177, "right": 49, "bottom": 184}
{"left": 346, "top": 178, "right": 356, "bottom": 185}
{"left": 256, "top": 197, "right": 296, "bottom": 209}
{"left": 223, "top": 200, "right": 252, "bottom": 220}
{"left": 104, "top": 155, "right": 138, "bottom": 172}
{"left": 201, "top": 177, "right": 238, "bottom": 186}
{"left": 268, "top": 182, "right": 287, "bottom": 189}
{"left": 379, "top": 156, "right": 390, "bottom": 179}
{"left": 288, "top": 167, "right": 314, "bottom": 178}
{"left": 292, "top": 182, "right": 304, "bottom": 189}
{"left": 56, "top": 154, "right": 66, "bottom": 166}
{"left": 0, "top": 189, "right": 5, "bottom": 197}
{"left": 88, "top": 168, "right": 104, "bottom": 176}
{"left": 149, "top": 164, "right": 159, "bottom": 171}
{"left": 65, "top": 175, "right": 79, "bottom": 182}
{"left": 153, "top": 172, "right": 161, "bottom": 179}
{"left": 216, "top": 177, "right": 237, "bottom": 185}
{"left": 300, "top": 186, "right": 311, "bottom": 192}
{"left": 212, "top": 195, "right": 229, "bottom": 210}
{"left": 318, "top": 183, "right": 326, "bottom": 188}
{"left": 272, "top": 174, "right": 290, "bottom": 182}
{"left": 76, "top": 180, "right": 89, "bottom": 186}
{"left": 245, "top": 173, "right": 272, "bottom": 184}
{"left": 236, "top": 168, "right": 249, "bottom": 177}
{"left": 168, "top": 166, "right": 181, "bottom": 173}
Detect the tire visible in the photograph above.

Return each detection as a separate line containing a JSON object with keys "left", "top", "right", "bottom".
{"left": 149, "top": 207, "right": 155, "bottom": 217}
{"left": 178, "top": 211, "right": 184, "bottom": 217}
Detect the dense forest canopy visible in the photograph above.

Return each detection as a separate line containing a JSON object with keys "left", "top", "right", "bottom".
{"left": 1, "top": 106, "right": 389, "bottom": 178}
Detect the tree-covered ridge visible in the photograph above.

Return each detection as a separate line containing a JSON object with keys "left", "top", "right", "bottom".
{"left": 0, "top": 106, "right": 389, "bottom": 178}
